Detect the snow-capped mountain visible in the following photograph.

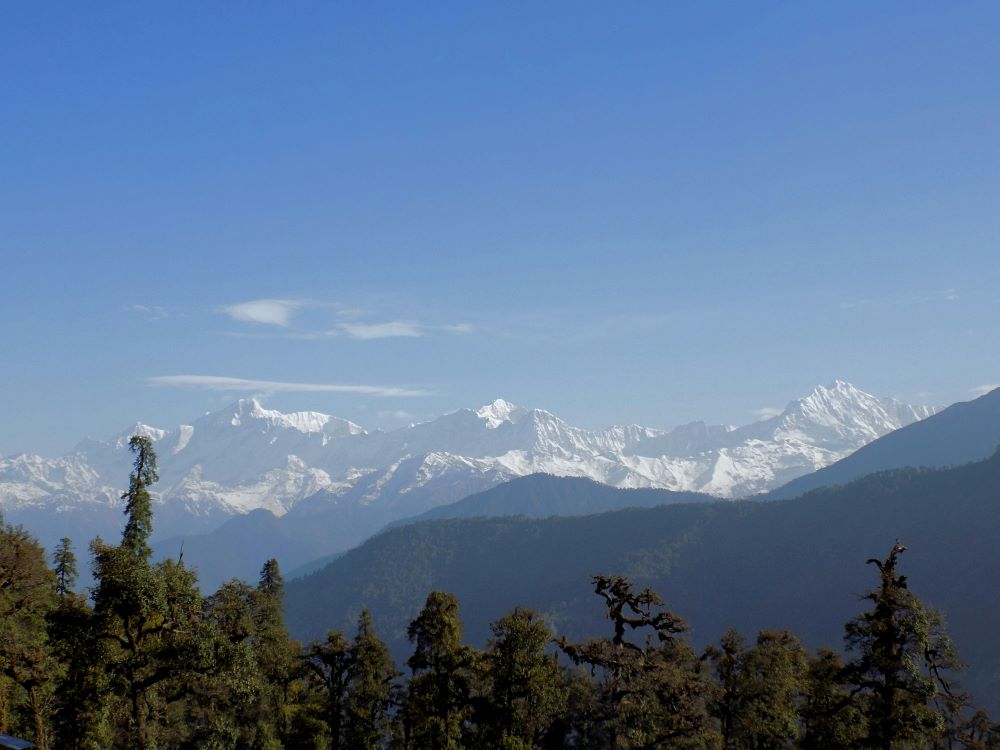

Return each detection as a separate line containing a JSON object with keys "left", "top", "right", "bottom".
{"left": 0, "top": 381, "right": 936, "bottom": 556}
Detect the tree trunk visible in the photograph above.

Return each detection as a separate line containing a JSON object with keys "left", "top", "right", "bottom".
{"left": 0, "top": 680, "right": 8, "bottom": 734}
{"left": 132, "top": 685, "right": 149, "bottom": 750}
{"left": 29, "top": 685, "right": 48, "bottom": 750}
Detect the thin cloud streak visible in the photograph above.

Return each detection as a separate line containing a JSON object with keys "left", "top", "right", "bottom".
{"left": 218, "top": 298, "right": 473, "bottom": 340}
{"left": 753, "top": 407, "right": 783, "bottom": 420}
{"left": 219, "top": 299, "right": 302, "bottom": 327}
{"left": 340, "top": 321, "right": 424, "bottom": 339}
{"left": 131, "top": 304, "right": 169, "bottom": 319}
{"left": 147, "top": 375, "right": 431, "bottom": 397}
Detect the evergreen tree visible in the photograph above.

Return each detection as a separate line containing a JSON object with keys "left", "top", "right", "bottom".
{"left": 844, "top": 542, "right": 965, "bottom": 749}
{"left": 91, "top": 436, "right": 205, "bottom": 750}
{"left": 558, "top": 576, "right": 719, "bottom": 750}
{"left": 120, "top": 436, "right": 157, "bottom": 557}
{"left": 303, "top": 629, "right": 351, "bottom": 749}
{"left": 0, "top": 518, "right": 59, "bottom": 750}
{"left": 400, "top": 591, "right": 477, "bottom": 750}
{"left": 705, "top": 629, "right": 807, "bottom": 749}
{"left": 53, "top": 537, "right": 77, "bottom": 597}
{"left": 344, "top": 610, "right": 398, "bottom": 750}
{"left": 478, "top": 607, "right": 565, "bottom": 750}
{"left": 183, "top": 579, "right": 267, "bottom": 749}
{"left": 799, "top": 648, "right": 866, "bottom": 750}
{"left": 250, "top": 558, "right": 300, "bottom": 748}
{"left": 47, "top": 541, "right": 108, "bottom": 750}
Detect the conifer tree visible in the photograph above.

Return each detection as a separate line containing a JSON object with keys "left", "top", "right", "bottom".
{"left": 48, "top": 537, "right": 107, "bottom": 750}
{"left": 799, "top": 648, "right": 866, "bottom": 750}
{"left": 344, "top": 610, "right": 397, "bottom": 750}
{"left": 705, "top": 628, "right": 807, "bottom": 749}
{"left": 558, "top": 576, "right": 719, "bottom": 750}
{"left": 303, "top": 629, "right": 351, "bottom": 749}
{"left": 844, "top": 542, "right": 965, "bottom": 749}
{"left": 0, "top": 518, "right": 59, "bottom": 750}
{"left": 184, "top": 579, "right": 267, "bottom": 748}
{"left": 52, "top": 537, "right": 77, "bottom": 597}
{"left": 478, "top": 607, "right": 565, "bottom": 750}
{"left": 91, "top": 435, "right": 204, "bottom": 750}
{"left": 121, "top": 436, "right": 157, "bottom": 557}
{"left": 251, "top": 558, "right": 300, "bottom": 747}
{"left": 400, "top": 591, "right": 477, "bottom": 750}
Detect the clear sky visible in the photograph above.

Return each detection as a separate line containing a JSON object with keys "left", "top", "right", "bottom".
{"left": 2, "top": 2, "right": 999, "bottom": 455}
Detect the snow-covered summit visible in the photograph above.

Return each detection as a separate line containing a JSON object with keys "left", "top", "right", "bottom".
{"left": 476, "top": 399, "right": 528, "bottom": 428}
{"left": 229, "top": 398, "right": 365, "bottom": 436}
{"left": 0, "top": 382, "right": 938, "bottom": 553}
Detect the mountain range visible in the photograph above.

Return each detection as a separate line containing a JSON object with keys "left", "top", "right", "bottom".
{"left": 0, "top": 381, "right": 936, "bottom": 585}
{"left": 285, "top": 450, "right": 1000, "bottom": 713}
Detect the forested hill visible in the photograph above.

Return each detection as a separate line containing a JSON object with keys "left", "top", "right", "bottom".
{"left": 770, "top": 386, "right": 1000, "bottom": 499}
{"left": 286, "top": 450, "right": 1000, "bottom": 711}
{"left": 387, "top": 472, "right": 714, "bottom": 527}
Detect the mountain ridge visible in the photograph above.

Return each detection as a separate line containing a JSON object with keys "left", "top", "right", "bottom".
{"left": 0, "top": 382, "right": 936, "bottom": 563}
{"left": 284, "top": 451, "right": 1000, "bottom": 713}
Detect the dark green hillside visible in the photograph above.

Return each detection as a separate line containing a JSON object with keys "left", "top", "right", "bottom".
{"left": 286, "top": 452, "right": 1000, "bottom": 711}
{"left": 771, "top": 386, "right": 1000, "bottom": 498}
{"left": 389, "top": 472, "right": 714, "bottom": 526}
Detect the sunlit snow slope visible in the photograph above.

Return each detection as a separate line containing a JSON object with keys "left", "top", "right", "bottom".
{"left": 0, "top": 381, "right": 935, "bottom": 550}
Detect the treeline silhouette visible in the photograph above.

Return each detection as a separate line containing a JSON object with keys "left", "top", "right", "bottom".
{"left": 1, "top": 437, "right": 998, "bottom": 749}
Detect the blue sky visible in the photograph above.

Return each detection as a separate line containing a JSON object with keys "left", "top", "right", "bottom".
{"left": 2, "top": 2, "right": 999, "bottom": 454}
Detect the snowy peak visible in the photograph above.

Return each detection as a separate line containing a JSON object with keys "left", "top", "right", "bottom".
{"left": 773, "top": 380, "right": 937, "bottom": 444}
{"left": 112, "top": 422, "right": 166, "bottom": 447}
{"left": 475, "top": 399, "right": 529, "bottom": 429}
{"left": 225, "top": 398, "right": 365, "bottom": 436}
{"left": 0, "top": 382, "right": 942, "bottom": 555}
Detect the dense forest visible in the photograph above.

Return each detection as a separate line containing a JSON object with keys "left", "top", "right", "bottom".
{"left": 2, "top": 437, "right": 999, "bottom": 749}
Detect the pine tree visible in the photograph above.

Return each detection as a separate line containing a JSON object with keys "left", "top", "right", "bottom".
{"left": 344, "top": 610, "right": 398, "bottom": 750}
{"left": 303, "top": 629, "right": 351, "bottom": 749}
{"left": 400, "top": 591, "right": 477, "bottom": 750}
{"left": 183, "top": 579, "right": 267, "bottom": 749}
{"left": 557, "top": 575, "right": 719, "bottom": 750}
{"left": 121, "top": 436, "right": 157, "bottom": 557}
{"left": 799, "top": 648, "right": 866, "bottom": 750}
{"left": 0, "top": 518, "right": 59, "bottom": 750}
{"left": 52, "top": 537, "right": 77, "bottom": 597}
{"left": 251, "top": 558, "right": 301, "bottom": 748}
{"left": 478, "top": 607, "right": 565, "bottom": 750}
{"left": 705, "top": 628, "right": 807, "bottom": 749}
{"left": 844, "top": 542, "right": 965, "bottom": 749}
{"left": 91, "top": 435, "right": 205, "bottom": 750}
{"left": 48, "top": 535, "right": 108, "bottom": 750}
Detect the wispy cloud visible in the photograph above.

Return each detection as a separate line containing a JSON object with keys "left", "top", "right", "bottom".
{"left": 131, "top": 304, "right": 169, "bottom": 319}
{"left": 219, "top": 299, "right": 302, "bottom": 327}
{"left": 971, "top": 384, "right": 999, "bottom": 398}
{"left": 753, "top": 406, "right": 783, "bottom": 420}
{"left": 840, "top": 287, "right": 961, "bottom": 311}
{"left": 340, "top": 321, "right": 424, "bottom": 339}
{"left": 146, "top": 374, "right": 431, "bottom": 397}
{"left": 218, "top": 298, "right": 471, "bottom": 341}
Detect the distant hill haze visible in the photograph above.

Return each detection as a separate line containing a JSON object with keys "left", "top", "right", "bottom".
{"left": 285, "top": 451, "right": 1000, "bottom": 714}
